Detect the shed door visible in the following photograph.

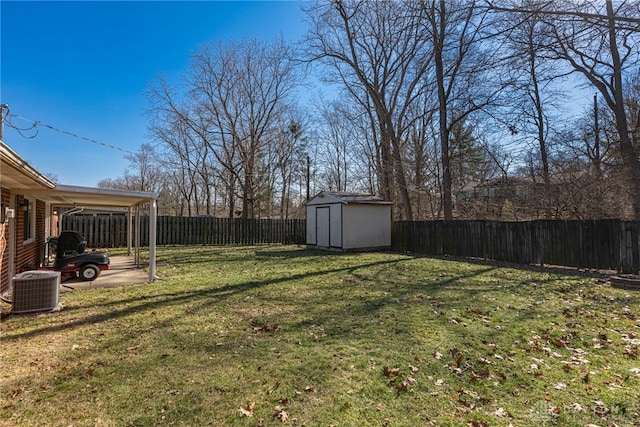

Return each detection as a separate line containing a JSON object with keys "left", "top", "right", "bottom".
{"left": 316, "top": 206, "right": 330, "bottom": 247}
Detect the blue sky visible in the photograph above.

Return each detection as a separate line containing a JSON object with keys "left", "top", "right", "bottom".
{"left": 1, "top": 1, "right": 308, "bottom": 186}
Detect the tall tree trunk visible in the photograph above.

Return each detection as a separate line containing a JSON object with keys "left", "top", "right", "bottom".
{"left": 529, "top": 45, "right": 551, "bottom": 219}
{"left": 606, "top": 0, "right": 640, "bottom": 219}
{"left": 435, "top": 0, "right": 453, "bottom": 220}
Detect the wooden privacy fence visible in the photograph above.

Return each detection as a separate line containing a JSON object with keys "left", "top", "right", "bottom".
{"left": 63, "top": 216, "right": 639, "bottom": 274}
{"left": 392, "top": 220, "right": 640, "bottom": 274}
{"left": 62, "top": 216, "right": 306, "bottom": 247}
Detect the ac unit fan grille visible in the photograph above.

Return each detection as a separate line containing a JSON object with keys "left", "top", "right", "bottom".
{"left": 12, "top": 271, "right": 61, "bottom": 314}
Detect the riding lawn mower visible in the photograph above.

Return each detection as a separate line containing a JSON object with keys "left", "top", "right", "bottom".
{"left": 42, "top": 230, "right": 110, "bottom": 281}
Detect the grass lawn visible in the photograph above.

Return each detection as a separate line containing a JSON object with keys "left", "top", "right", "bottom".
{"left": 1, "top": 245, "right": 639, "bottom": 426}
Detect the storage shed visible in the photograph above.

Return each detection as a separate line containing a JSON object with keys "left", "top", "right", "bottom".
{"left": 306, "top": 191, "right": 393, "bottom": 251}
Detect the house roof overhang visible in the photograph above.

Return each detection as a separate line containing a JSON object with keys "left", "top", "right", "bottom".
{"left": 1, "top": 140, "right": 56, "bottom": 190}
{"left": 2, "top": 141, "right": 155, "bottom": 208}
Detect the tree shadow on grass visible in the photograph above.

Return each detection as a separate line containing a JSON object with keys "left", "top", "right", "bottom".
{"left": 422, "top": 253, "right": 614, "bottom": 280}
{"left": 5, "top": 248, "right": 632, "bottom": 354}
{"left": 1, "top": 256, "right": 404, "bottom": 342}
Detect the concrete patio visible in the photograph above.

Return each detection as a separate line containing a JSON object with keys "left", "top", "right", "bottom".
{"left": 60, "top": 256, "right": 151, "bottom": 291}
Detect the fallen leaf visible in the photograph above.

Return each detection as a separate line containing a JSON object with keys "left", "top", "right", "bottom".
{"left": 81, "top": 368, "right": 95, "bottom": 379}
{"left": 273, "top": 408, "right": 289, "bottom": 422}
{"left": 592, "top": 405, "right": 609, "bottom": 416}
{"left": 395, "top": 382, "right": 408, "bottom": 394}
{"left": 383, "top": 366, "right": 400, "bottom": 378}
{"left": 238, "top": 402, "right": 255, "bottom": 417}
{"left": 567, "top": 402, "right": 584, "bottom": 412}
{"left": 253, "top": 324, "right": 280, "bottom": 333}
{"left": 463, "top": 389, "right": 479, "bottom": 399}
{"left": 494, "top": 407, "right": 510, "bottom": 417}
{"left": 553, "top": 338, "right": 566, "bottom": 347}
{"left": 478, "top": 368, "right": 491, "bottom": 377}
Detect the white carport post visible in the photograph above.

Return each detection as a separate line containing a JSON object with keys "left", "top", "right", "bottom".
{"left": 127, "top": 206, "right": 133, "bottom": 256}
{"left": 135, "top": 204, "right": 141, "bottom": 267}
{"left": 149, "top": 198, "right": 157, "bottom": 281}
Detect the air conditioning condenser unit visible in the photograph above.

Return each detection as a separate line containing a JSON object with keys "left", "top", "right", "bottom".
{"left": 11, "top": 271, "right": 61, "bottom": 314}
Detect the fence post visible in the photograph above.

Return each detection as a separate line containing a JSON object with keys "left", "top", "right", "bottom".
{"left": 620, "top": 221, "right": 640, "bottom": 274}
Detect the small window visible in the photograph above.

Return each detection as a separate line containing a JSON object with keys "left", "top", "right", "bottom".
{"left": 23, "top": 197, "right": 35, "bottom": 242}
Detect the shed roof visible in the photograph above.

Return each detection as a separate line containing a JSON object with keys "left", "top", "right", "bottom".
{"left": 308, "top": 191, "right": 393, "bottom": 205}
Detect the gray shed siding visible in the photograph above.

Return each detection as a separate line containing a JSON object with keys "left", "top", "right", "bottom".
{"left": 342, "top": 204, "right": 391, "bottom": 249}
{"left": 306, "top": 192, "right": 391, "bottom": 251}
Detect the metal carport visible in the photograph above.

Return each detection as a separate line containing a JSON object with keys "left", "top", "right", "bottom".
{"left": 19, "top": 184, "right": 158, "bottom": 282}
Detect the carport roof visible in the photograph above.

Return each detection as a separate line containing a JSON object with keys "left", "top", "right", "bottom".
{"left": 2, "top": 140, "right": 156, "bottom": 207}
{"left": 20, "top": 184, "right": 157, "bottom": 208}
{"left": 2, "top": 139, "right": 159, "bottom": 283}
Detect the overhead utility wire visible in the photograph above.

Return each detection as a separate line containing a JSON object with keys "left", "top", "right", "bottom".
{"left": 3, "top": 108, "right": 39, "bottom": 139}
{"left": 5, "top": 112, "right": 137, "bottom": 155}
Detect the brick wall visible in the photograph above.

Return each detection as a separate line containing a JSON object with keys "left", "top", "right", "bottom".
{"left": 0, "top": 187, "right": 8, "bottom": 293}
{"left": 0, "top": 192, "right": 47, "bottom": 293}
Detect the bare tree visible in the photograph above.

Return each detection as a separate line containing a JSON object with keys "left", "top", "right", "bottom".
{"left": 98, "top": 143, "right": 171, "bottom": 214}
{"left": 273, "top": 115, "right": 308, "bottom": 218}
{"left": 147, "top": 77, "right": 221, "bottom": 216}
{"left": 423, "top": 0, "right": 501, "bottom": 220}
{"left": 491, "top": 0, "right": 640, "bottom": 219}
{"left": 147, "top": 39, "right": 300, "bottom": 219}
{"left": 316, "top": 99, "right": 356, "bottom": 192}
{"left": 545, "top": 0, "right": 640, "bottom": 219}
{"left": 304, "top": 0, "right": 434, "bottom": 219}
{"left": 494, "top": 0, "right": 568, "bottom": 219}
{"left": 189, "top": 38, "right": 300, "bottom": 219}
{"left": 625, "top": 70, "right": 640, "bottom": 162}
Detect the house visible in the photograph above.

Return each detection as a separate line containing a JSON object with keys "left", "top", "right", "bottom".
{"left": 306, "top": 191, "right": 393, "bottom": 251}
{"left": 1, "top": 140, "right": 159, "bottom": 294}
{"left": 457, "top": 176, "right": 536, "bottom": 203}
{"left": 1, "top": 142, "right": 56, "bottom": 292}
